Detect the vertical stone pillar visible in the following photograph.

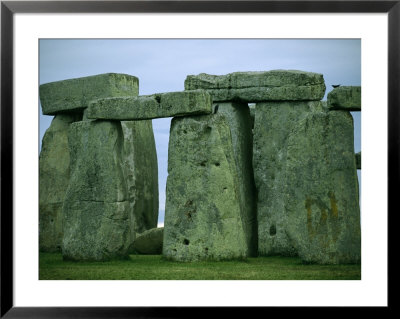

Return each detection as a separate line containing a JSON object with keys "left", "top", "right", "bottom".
{"left": 163, "top": 102, "right": 256, "bottom": 261}
{"left": 254, "top": 101, "right": 360, "bottom": 263}
{"left": 39, "top": 113, "right": 82, "bottom": 252}
{"left": 284, "top": 110, "right": 361, "bottom": 264}
{"left": 62, "top": 119, "right": 158, "bottom": 261}
{"left": 253, "top": 101, "right": 318, "bottom": 256}
{"left": 39, "top": 73, "right": 159, "bottom": 260}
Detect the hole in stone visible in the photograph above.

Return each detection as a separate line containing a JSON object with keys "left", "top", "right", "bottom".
{"left": 213, "top": 104, "right": 219, "bottom": 114}
{"left": 183, "top": 239, "right": 190, "bottom": 245}
{"left": 269, "top": 224, "right": 277, "bottom": 236}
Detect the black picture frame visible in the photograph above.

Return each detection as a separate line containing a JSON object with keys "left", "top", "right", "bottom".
{"left": 1, "top": 1, "right": 396, "bottom": 317}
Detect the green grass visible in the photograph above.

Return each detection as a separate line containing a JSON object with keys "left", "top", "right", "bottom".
{"left": 39, "top": 253, "right": 361, "bottom": 280}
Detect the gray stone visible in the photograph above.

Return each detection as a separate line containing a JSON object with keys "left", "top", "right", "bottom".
{"left": 39, "top": 113, "right": 82, "bottom": 252}
{"left": 185, "top": 70, "right": 326, "bottom": 102}
{"left": 249, "top": 104, "right": 255, "bottom": 129}
{"left": 253, "top": 101, "right": 324, "bottom": 257}
{"left": 284, "top": 110, "right": 361, "bottom": 264}
{"left": 163, "top": 102, "right": 256, "bottom": 261}
{"left": 40, "top": 73, "right": 139, "bottom": 115}
{"left": 62, "top": 119, "right": 158, "bottom": 261}
{"left": 87, "top": 90, "right": 212, "bottom": 120}
{"left": 327, "top": 86, "right": 361, "bottom": 111}
{"left": 355, "top": 151, "right": 361, "bottom": 169}
{"left": 131, "top": 227, "right": 164, "bottom": 255}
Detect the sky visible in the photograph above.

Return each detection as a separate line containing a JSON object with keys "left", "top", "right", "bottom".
{"left": 39, "top": 39, "right": 361, "bottom": 226}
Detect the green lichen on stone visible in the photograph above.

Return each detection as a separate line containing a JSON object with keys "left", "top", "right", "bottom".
{"left": 62, "top": 119, "right": 158, "bottom": 261}
{"left": 40, "top": 73, "right": 139, "bottom": 115}
{"left": 163, "top": 102, "right": 255, "bottom": 261}
{"left": 253, "top": 101, "right": 322, "bottom": 257}
{"left": 327, "top": 86, "right": 361, "bottom": 111}
{"left": 131, "top": 227, "right": 164, "bottom": 255}
{"left": 253, "top": 102, "right": 360, "bottom": 264}
{"left": 39, "top": 113, "right": 82, "bottom": 252}
{"left": 284, "top": 110, "right": 361, "bottom": 264}
{"left": 185, "top": 70, "right": 326, "bottom": 102}
{"left": 87, "top": 89, "right": 212, "bottom": 120}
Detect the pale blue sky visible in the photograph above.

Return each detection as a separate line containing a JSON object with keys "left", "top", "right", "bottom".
{"left": 39, "top": 39, "right": 361, "bottom": 225}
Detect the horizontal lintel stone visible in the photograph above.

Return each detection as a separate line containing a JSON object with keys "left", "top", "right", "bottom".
{"left": 185, "top": 70, "right": 326, "bottom": 102}
{"left": 87, "top": 90, "right": 212, "bottom": 120}
{"left": 327, "top": 86, "right": 361, "bottom": 111}
{"left": 40, "top": 73, "right": 139, "bottom": 115}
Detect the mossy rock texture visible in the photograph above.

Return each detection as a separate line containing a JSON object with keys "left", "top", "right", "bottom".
{"left": 284, "top": 110, "right": 361, "bottom": 264}
{"left": 163, "top": 102, "right": 256, "bottom": 261}
{"left": 87, "top": 90, "right": 212, "bottom": 120}
{"left": 185, "top": 70, "right": 326, "bottom": 102}
{"left": 327, "top": 86, "right": 361, "bottom": 111}
{"left": 254, "top": 102, "right": 360, "bottom": 264}
{"left": 62, "top": 119, "right": 158, "bottom": 261}
{"left": 39, "top": 114, "right": 82, "bottom": 252}
{"left": 253, "top": 101, "right": 324, "bottom": 257}
{"left": 40, "top": 73, "right": 139, "bottom": 115}
{"left": 131, "top": 227, "right": 164, "bottom": 255}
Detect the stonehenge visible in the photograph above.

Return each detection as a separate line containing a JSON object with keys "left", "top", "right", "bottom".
{"left": 39, "top": 70, "right": 361, "bottom": 264}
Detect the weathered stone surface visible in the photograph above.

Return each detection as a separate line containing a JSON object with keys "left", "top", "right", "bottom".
{"left": 62, "top": 119, "right": 158, "bottom": 261}
{"left": 40, "top": 73, "right": 139, "bottom": 115}
{"left": 253, "top": 101, "right": 324, "bottom": 257}
{"left": 284, "top": 110, "right": 361, "bottom": 264}
{"left": 121, "top": 121, "right": 159, "bottom": 236}
{"left": 87, "top": 90, "right": 212, "bottom": 120}
{"left": 327, "top": 86, "right": 361, "bottom": 111}
{"left": 131, "top": 227, "right": 164, "bottom": 255}
{"left": 355, "top": 151, "right": 361, "bottom": 169}
{"left": 39, "top": 114, "right": 82, "bottom": 252}
{"left": 185, "top": 70, "right": 326, "bottom": 102}
{"left": 254, "top": 102, "right": 360, "bottom": 264}
{"left": 163, "top": 102, "right": 256, "bottom": 261}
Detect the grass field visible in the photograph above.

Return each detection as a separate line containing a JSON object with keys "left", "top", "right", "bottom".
{"left": 39, "top": 253, "right": 361, "bottom": 280}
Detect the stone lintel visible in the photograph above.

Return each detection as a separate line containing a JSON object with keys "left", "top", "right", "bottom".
{"left": 87, "top": 90, "right": 212, "bottom": 120}
{"left": 40, "top": 73, "right": 139, "bottom": 115}
{"left": 327, "top": 86, "right": 361, "bottom": 111}
{"left": 185, "top": 70, "right": 326, "bottom": 102}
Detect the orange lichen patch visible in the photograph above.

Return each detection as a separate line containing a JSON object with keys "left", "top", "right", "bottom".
{"left": 328, "top": 191, "right": 339, "bottom": 218}
{"left": 305, "top": 197, "right": 315, "bottom": 239}
{"left": 320, "top": 208, "right": 328, "bottom": 223}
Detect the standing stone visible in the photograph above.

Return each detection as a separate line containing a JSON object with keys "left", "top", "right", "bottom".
{"left": 121, "top": 121, "right": 159, "bottom": 236}
{"left": 163, "top": 102, "right": 256, "bottom": 261}
{"left": 284, "top": 110, "right": 361, "bottom": 264}
{"left": 253, "top": 101, "right": 323, "bottom": 256}
{"left": 62, "top": 119, "right": 158, "bottom": 261}
{"left": 39, "top": 113, "right": 82, "bottom": 252}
